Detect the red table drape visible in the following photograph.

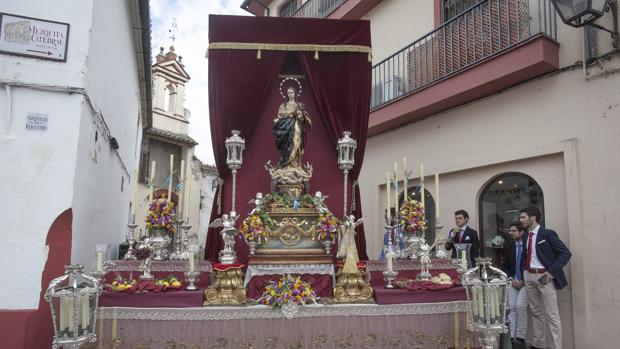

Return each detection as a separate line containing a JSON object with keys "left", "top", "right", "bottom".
{"left": 205, "top": 15, "right": 371, "bottom": 263}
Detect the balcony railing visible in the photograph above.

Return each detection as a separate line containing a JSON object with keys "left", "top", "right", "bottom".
{"left": 371, "top": 0, "right": 558, "bottom": 110}
{"left": 285, "top": 0, "right": 347, "bottom": 18}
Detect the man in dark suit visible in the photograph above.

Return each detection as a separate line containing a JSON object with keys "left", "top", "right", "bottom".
{"left": 520, "top": 206, "right": 571, "bottom": 349}
{"left": 503, "top": 222, "right": 528, "bottom": 349}
{"left": 444, "top": 209, "right": 480, "bottom": 266}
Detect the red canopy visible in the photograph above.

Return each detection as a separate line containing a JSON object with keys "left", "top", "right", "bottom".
{"left": 205, "top": 14, "right": 372, "bottom": 263}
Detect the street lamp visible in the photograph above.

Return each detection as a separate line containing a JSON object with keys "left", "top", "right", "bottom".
{"left": 336, "top": 131, "right": 357, "bottom": 217}
{"left": 45, "top": 265, "right": 102, "bottom": 349}
{"left": 462, "top": 258, "right": 509, "bottom": 349}
{"left": 224, "top": 130, "right": 245, "bottom": 213}
{"left": 550, "top": 0, "right": 618, "bottom": 47}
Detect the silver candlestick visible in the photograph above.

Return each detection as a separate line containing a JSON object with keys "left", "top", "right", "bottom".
{"left": 184, "top": 271, "right": 199, "bottom": 291}
{"left": 383, "top": 270, "right": 397, "bottom": 288}
{"left": 170, "top": 217, "right": 186, "bottom": 260}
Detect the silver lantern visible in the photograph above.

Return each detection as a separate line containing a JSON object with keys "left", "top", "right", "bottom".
{"left": 336, "top": 131, "right": 357, "bottom": 217}
{"left": 462, "top": 258, "right": 509, "bottom": 349}
{"left": 225, "top": 130, "right": 245, "bottom": 212}
{"left": 44, "top": 264, "right": 102, "bottom": 349}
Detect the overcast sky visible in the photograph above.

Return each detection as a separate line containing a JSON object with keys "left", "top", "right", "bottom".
{"left": 150, "top": 0, "right": 249, "bottom": 165}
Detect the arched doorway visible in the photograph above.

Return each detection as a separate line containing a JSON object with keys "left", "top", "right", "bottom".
{"left": 478, "top": 172, "right": 544, "bottom": 257}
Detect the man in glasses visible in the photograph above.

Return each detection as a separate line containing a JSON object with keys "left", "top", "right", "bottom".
{"left": 503, "top": 222, "right": 528, "bottom": 349}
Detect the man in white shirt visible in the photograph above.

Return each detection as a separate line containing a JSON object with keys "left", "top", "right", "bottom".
{"left": 520, "top": 206, "right": 571, "bottom": 349}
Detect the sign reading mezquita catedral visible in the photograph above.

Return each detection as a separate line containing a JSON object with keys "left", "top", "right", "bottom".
{"left": 0, "top": 13, "right": 69, "bottom": 62}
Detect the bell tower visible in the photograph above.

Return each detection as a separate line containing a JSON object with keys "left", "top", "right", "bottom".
{"left": 152, "top": 46, "right": 191, "bottom": 132}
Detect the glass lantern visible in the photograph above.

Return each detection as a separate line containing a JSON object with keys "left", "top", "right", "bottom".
{"left": 453, "top": 243, "right": 473, "bottom": 268}
{"left": 462, "top": 258, "right": 509, "bottom": 349}
{"left": 45, "top": 264, "right": 102, "bottom": 349}
{"left": 337, "top": 131, "right": 357, "bottom": 172}
{"left": 551, "top": 0, "right": 609, "bottom": 27}
{"left": 225, "top": 130, "right": 245, "bottom": 171}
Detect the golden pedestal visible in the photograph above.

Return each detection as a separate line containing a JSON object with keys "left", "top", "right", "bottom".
{"left": 331, "top": 264, "right": 374, "bottom": 303}
{"left": 203, "top": 264, "right": 247, "bottom": 306}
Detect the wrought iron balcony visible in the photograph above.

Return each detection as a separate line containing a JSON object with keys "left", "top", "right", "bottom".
{"left": 282, "top": 0, "right": 347, "bottom": 18}
{"left": 371, "top": 0, "right": 558, "bottom": 110}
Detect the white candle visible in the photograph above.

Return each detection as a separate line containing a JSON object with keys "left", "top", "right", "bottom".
{"left": 189, "top": 253, "right": 195, "bottom": 272}
{"left": 185, "top": 175, "right": 192, "bottom": 222}
{"left": 460, "top": 250, "right": 466, "bottom": 262}
{"left": 130, "top": 169, "right": 137, "bottom": 216}
{"left": 393, "top": 162, "right": 399, "bottom": 216}
{"left": 59, "top": 297, "right": 69, "bottom": 329}
{"left": 80, "top": 295, "right": 90, "bottom": 328}
{"left": 168, "top": 154, "right": 174, "bottom": 202}
{"left": 148, "top": 160, "right": 156, "bottom": 203}
{"left": 178, "top": 159, "right": 185, "bottom": 217}
{"left": 386, "top": 173, "right": 391, "bottom": 222}
{"left": 68, "top": 299, "right": 76, "bottom": 333}
{"left": 489, "top": 288, "right": 497, "bottom": 319}
{"left": 477, "top": 286, "right": 484, "bottom": 318}
{"left": 386, "top": 251, "right": 393, "bottom": 272}
{"left": 420, "top": 162, "right": 425, "bottom": 207}
{"left": 96, "top": 251, "right": 103, "bottom": 272}
{"left": 403, "top": 157, "right": 408, "bottom": 201}
{"left": 434, "top": 173, "right": 440, "bottom": 219}
{"left": 494, "top": 288, "right": 501, "bottom": 318}
{"left": 471, "top": 286, "right": 479, "bottom": 316}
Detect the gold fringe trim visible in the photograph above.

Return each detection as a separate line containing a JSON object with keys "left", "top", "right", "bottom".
{"left": 206, "top": 42, "right": 372, "bottom": 58}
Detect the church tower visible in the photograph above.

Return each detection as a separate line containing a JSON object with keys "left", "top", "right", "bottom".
{"left": 152, "top": 45, "right": 191, "bottom": 133}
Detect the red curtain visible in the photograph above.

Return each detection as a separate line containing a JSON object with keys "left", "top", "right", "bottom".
{"left": 205, "top": 15, "right": 371, "bottom": 263}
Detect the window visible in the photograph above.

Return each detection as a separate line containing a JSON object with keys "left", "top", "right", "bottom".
{"left": 478, "top": 173, "right": 544, "bottom": 251}
{"left": 279, "top": 0, "right": 299, "bottom": 17}
{"left": 442, "top": 0, "right": 482, "bottom": 22}
{"left": 400, "top": 186, "right": 436, "bottom": 246}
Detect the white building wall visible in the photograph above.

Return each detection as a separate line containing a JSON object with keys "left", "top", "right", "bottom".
{"left": 0, "top": 89, "right": 82, "bottom": 309}
{"left": 0, "top": 0, "right": 94, "bottom": 309}
{"left": 71, "top": 0, "right": 144, "bottom": 266}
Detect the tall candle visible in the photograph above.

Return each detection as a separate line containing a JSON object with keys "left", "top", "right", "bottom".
{"left": 167, "top": 154, "right": 174, "bottom": 202}
{"left": 435, "top": 173, "right": 440, "bottom": 219}
{"left": 386, "top": 251, "right": 393, "bottom": 272}
{"left": 471, "top": 286, "right": 479, "bottom": 316}
{"left": 148, "top": 160, "right": 156, "bottom": 203}
{"left": 403, "top": 157, "right": 408, "bottom": 200}
{"left": 96, "top": 251, "right": 103, "bottom": 272}
{"left": 489, "top": 288, "right": 497, "bottom": 319}
{"left": 185, "top": 174, "right": 192, "bottom": 222}
{"left": 130, "top": 169, "right": 137, "bottom": 216}
{"left": 477, "top": 286, "right": 484, "bottom": 318}
{"left": 494, "top": 288, "right": 501, "bottom": 318}
{"left": 393, "top": 162, "right": 399, "bottom": 216}
{"left": 178, "top": 159, "right": 185, "bottom": 216}
{"left": 386, "top": 173, "right": 391, "bottom": 222}
{"left": 189, "top": 253, "right": 195, "bottom": 272}
{"left": 80, "top": 295, "right": 90, "bottom": 328}
{"left": 59, "top": 297, "right": 69, "bottom": 329}
{"left": 420, "top": 162, "right": 425, "bottom": 207}
{"left": 68, "top": 299, "right": 76, "bottom": 333}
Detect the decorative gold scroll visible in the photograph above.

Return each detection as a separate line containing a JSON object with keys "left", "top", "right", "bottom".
{"left": 207, "top": 42, "right": 372, "bottom": 62}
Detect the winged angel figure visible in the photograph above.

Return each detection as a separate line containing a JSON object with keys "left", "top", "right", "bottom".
{"left": 209, "top": 213, "right": 239, "bottom": 259}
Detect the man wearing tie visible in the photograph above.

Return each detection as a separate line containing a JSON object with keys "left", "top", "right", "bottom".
{"left": 520, "top": 206, "right": 571, "bottom": 349}
{"left": 444, "top": 209, "right": 480, "bottom": 266}
{"left": 503, "top": 222, "right": 527, "bottom": 349}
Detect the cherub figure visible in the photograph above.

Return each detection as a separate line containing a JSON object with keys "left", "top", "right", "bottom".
{"left": 209, "top": 212, "right": 239, "bottom": 256}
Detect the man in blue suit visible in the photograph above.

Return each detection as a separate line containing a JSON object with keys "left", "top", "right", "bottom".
{"left": 520, "top": 206, "right": 571, "bottom": 349}
{"left": 444, "top": 209, "right": 480, "bottom": 266}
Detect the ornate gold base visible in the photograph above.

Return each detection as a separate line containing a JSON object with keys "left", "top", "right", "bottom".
{"left": 331, "top": 267, "right": 374, "bottom": 304}
{"left": 203, "top": 268, "right": 247, "bottom": 306}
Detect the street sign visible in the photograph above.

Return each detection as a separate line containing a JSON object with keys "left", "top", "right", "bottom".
{"left": 0, "top": 13, "right": 69, "bottom": 62}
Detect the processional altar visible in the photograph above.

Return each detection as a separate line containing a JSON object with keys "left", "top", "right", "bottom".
{"left": 86, "top": 14, "right": 501, "bottom": 349}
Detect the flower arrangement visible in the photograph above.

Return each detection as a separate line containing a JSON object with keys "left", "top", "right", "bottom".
{"left": 239, "top": 214, "right": 269, "bottom": 243}
{"left": 259, "top": 274, "right": 318, "bottom": 307}
{"left": 316, "top": 212, "right": 338, "bottom": 240}
{"left": 145, "top": 195, "right": 176, "bottom": 233}
{"left": 399, "top": 199, "right": 426, "bottom": 235}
